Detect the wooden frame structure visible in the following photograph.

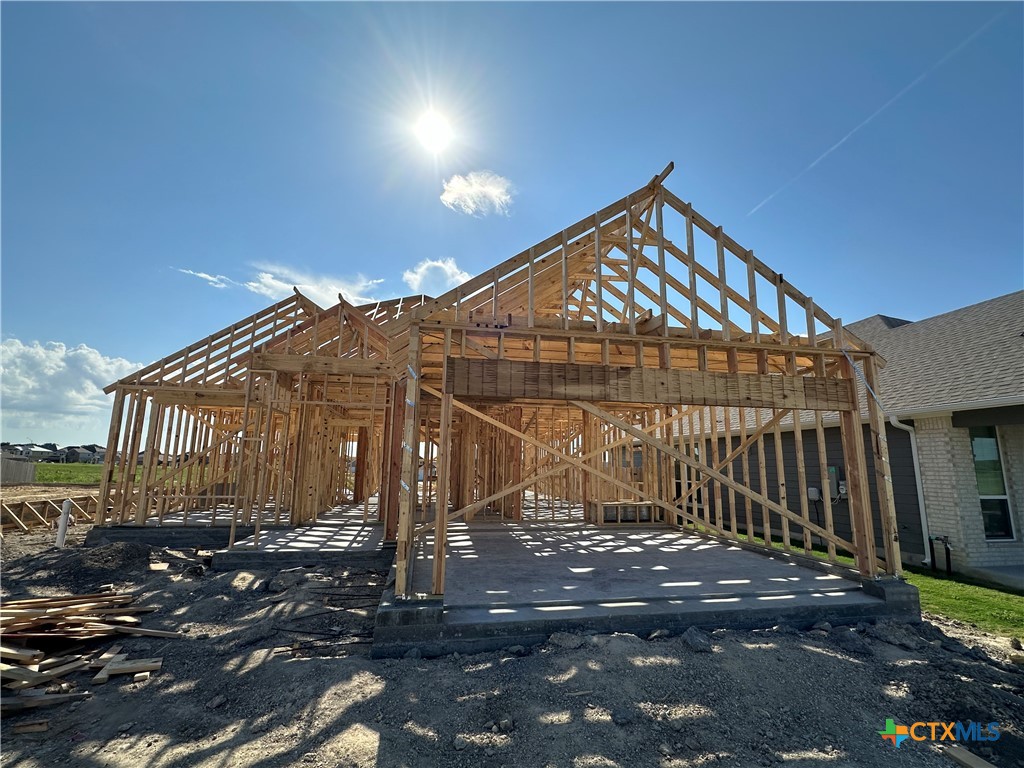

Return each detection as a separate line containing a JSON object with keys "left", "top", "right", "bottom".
{"left": 99, "top": 164, "right": 903, "bottom": 599}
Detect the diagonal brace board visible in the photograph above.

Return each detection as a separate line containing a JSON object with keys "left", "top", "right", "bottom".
{"left": 414, "top": 400, "right": 700, "bottom": 536}
{"left": 573, "top": 401, "right": 853, "bottom": 551}
{"left": 672, "top": 408, "right": 791, "bottom": 506}
{"left": 417, "top": 385, "right": 724, "bottom": 536}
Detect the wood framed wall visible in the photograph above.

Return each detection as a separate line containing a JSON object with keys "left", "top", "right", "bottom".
{"left": 97, "top": 292, "right": 425, "bottom": 545}
{"left": 98, "top": 164, "right": 903, "bottom": 598}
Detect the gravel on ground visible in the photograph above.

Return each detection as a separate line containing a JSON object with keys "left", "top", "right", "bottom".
{"left": 1, "top": 528, "right": 1021, "bottom": 768}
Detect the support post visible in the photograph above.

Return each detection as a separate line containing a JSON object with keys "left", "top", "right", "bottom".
{"left": 395, "top": 327, "right": 422, "bottom": 597}
{"left": 431, "top": 394, "right": 454, "bottom": 595}
{"left": 838, "top": 357, "right": 878, "bottom": 577}
{"left": 865, "top": 357, "right": 902, "bottom": 576}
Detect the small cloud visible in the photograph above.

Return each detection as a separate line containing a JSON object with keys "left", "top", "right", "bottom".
{"left": 177, "top": 264, "right": 383, "bottom": 307}
{"left": 176, "top": 269, "right": 235, "bottom": 289}
{"left": 402, "top": 258, "right": 471, "bottom": 297}
{"left": 244, "top": 263, "right": 384, "bottom": 307}
{"left": 440, "top": 171, "right": 515, "bottom": 217}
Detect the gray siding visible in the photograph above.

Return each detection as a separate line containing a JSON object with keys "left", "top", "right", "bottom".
{"left": 685, "top": 423, "right": 924, "bottom": 560}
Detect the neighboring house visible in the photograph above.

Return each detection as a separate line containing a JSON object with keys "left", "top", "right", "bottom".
{"left": 848, "top": 290, "right": 1023, "bottom": 585}
{"left": 19, "top": 444, "right": 54, "bottom": 461}
{"left": 64, "top": 446, "right": 96, "bottom": 463}
{"left": 44, "top": 448, "right": 69, "bottom": 463}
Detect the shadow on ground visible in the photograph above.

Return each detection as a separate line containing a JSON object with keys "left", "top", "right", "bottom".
{"left": 1, "top": 537, "right": 1022, "bottom": 768}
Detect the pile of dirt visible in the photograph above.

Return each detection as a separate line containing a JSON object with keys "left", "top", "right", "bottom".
{"left": 78, "top": 542, "right": 152, "bottom": 571}
{"left": 2, "top": 541, "right": 156, "bottom": 597}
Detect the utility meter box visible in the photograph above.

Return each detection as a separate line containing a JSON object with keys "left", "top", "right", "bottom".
{"left": 827, "top": 466, "right": 840, "bottom": 499}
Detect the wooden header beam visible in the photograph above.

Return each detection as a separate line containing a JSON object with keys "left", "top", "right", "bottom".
{"left": 252, "top": 353, "right": 393, "bottom": 377}
{"left": 445, "top": 358, "right": 855, "bottom": 411}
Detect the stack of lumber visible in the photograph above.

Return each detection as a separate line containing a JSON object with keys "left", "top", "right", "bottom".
{"left": 0, "top": 592, "right": 180, "bottom": 641}
{"left": 0, "top": 591, "right": 179, "bottom": 714}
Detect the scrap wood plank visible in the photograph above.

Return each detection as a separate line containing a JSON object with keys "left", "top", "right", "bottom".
{"left": 0, "top": 645, "right": 43, "bottom": 664}
{"left": 71, "top": 615, "right": 142, "bottom": 626}
{"left": 4, "top": 659, "right": 89, "bottom": 691}
{"left": 1, "top": 593, "right": 134, "bottom": 608}
{"left": 92, "top": 654, "right": 128, "bottom": 684}
{"left": 0, "top": 664, "right": 42, "bottom": 683}
{"left": 31, "top": 655, "right": 83, "bottom": 673}
{"left": 944, "top": 744, "right": 996, "bottom": 768}
{"left": 113, "top": 626, "right": 181, "bottom": 638}
{"left": 99, "top": 658, "right": 162, "bottom": 678}
{"left": 58, "top": 605, "right": 156, "bottom": 617}
{"left": 1, "top": 693, "right": 91, "bottom": 712}
{"left": 88, "top": 645, "right": 123, "bottom": 669}
{"left": 12, "top": 718, "right": 49, "bottom": 734}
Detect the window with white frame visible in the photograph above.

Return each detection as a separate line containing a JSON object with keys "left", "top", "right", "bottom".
{"left": 969, "top": 426, "right": 1014, "bottom": 540}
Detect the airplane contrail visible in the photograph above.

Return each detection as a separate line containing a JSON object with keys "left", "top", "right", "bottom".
{"left": 748, "top": 12, "right": 1007, "bottom": 217}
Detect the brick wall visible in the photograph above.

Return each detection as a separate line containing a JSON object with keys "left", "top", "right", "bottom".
{"left": 998, "top": 423, "right": 1024, "bottom": 561}
{"left": 915, "top": 415, "right": 1024, "bottom": 569}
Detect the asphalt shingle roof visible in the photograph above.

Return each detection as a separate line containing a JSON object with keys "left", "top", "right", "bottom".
{"left": 847, "top": 290, "right": 1024, "bottom": 417}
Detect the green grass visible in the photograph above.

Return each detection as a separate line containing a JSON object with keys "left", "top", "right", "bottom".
{"left": 903, "top": 567, "right": 1024, "bottom": 638}
{"left": 685, "top": 522, "right": 1024, "bottom": 637}
{"left": 34, "top": 464, "right": 147, "bottom": 485}
{"left": 35, "top": 463, "right": 104, "bottom": 485}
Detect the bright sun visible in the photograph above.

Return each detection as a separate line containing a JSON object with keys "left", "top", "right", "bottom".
{"left": 414, "top": 111, "right": 453, "bottom": 154}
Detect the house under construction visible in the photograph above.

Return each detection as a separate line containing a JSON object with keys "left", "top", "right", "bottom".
{"left": 98, "top": 164, "right": 908, "bottom": 610}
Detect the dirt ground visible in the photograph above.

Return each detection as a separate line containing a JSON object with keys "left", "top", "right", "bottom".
{"left": 1, "top": 529, "right": 1022, "bottom": 768}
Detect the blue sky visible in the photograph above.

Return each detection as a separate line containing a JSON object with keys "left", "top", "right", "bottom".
{"left": 2, "top": 2, "right": 1021, "bottom": 444}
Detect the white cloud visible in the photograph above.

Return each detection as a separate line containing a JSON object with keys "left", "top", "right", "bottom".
{"left": 243, "top": 264, "right": 384, "bottom": 308}
{"left": 402, "top": 258, "right": 471, "bottom": 297}
{"left": 177, "top": 269, "right": 235, "bottom": 289}
{"left": 177, "top": 264, "right": 384, "bottom": 308}
{"left": 0, "top": 339, "right": 143, "bottom": 445}
{"left": 440, "top": 171, "right": 515, "bottom": 216}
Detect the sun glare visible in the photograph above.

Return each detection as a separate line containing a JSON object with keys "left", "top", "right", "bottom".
{"left": 415, "top": 111, "right": 453, "bottom": 154}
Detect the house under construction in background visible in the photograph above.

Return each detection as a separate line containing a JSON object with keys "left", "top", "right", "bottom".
{"left": 98, "top": 164, "right": 911, "bottom": 620}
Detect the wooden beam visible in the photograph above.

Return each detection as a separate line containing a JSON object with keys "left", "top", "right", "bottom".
{"left": 252, "top": 353, "right": 392, "bottom": 377}
{"left": 445, "top": 359, "right": 855, "bottom": 411}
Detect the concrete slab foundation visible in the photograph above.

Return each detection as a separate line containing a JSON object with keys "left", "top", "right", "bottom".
{"left": 211, "top": 523, "right": 391, "bottom": 571}
{"left": 86, "top": 502, "right": 394, "bottom": 573}
{"left": 373, "top": 523, "right": 920, "bottom": 657}
{"left": 84, "top": 524, "right": 296, "bottom": 550}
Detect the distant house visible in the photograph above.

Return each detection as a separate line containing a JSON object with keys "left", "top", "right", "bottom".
{"left": 848, "top": 291, "right": 1023, "bottom": 586}
{"left": 19, "top": 444, "right": 54, "bottom": 461}
{"left": 64, "top": 446, "right": 96, "bottom": 464}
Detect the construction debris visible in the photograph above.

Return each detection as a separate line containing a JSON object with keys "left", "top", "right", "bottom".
{"left": 11, "top": 718, "right": 49, "bottom": 734}
{"left": 0, "top": 591, "right": 179, "bottom": 712}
